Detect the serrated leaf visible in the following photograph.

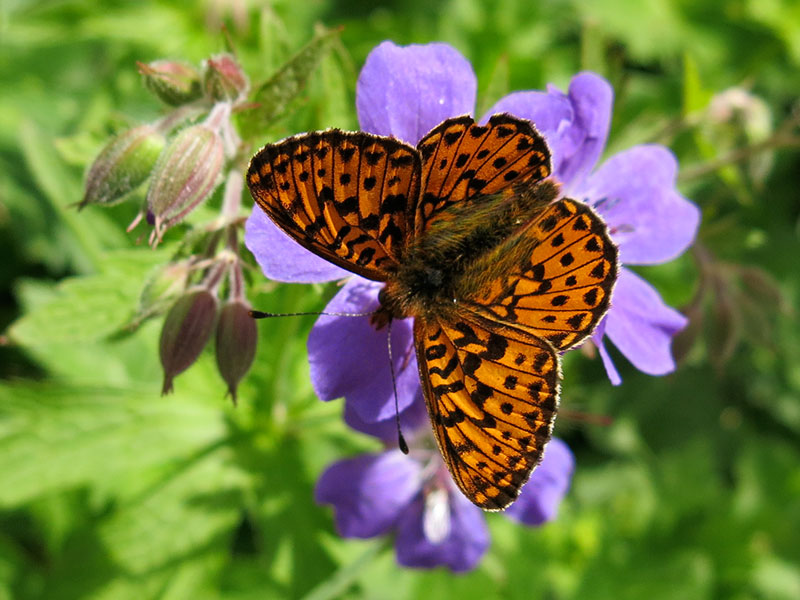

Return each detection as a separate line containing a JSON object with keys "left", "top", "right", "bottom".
{"left": 239, "top": 27, "right": 340, "bottom": 135}
{"left": 8, "top": 249, "right": 168, "bottom": 347}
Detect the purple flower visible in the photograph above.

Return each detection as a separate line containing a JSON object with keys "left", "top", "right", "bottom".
{"left": 245, "top": 40, "right": 699, "bottom": 394}
{"left": 315, "top": 419, "right": 574, "bottom": 572}
{"left": 486, "top": 77, "right": 700, "bottom": 383}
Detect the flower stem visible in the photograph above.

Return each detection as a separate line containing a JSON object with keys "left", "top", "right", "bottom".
{"left": 221, "top": 169, "right": 244, "bottom": 220}
{"left": 300, "top": 538, "right": 391, "bottom": 600}
{"left": 678, "top": 132, "right": 800, "bottom": 182}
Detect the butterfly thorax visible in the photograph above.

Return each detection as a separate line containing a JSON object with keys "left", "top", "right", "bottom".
{"left": 372, "top": 180, "right": 560, "bottom": 328}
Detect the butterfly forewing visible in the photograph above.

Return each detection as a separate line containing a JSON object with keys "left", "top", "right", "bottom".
{"left": 415, "top": 114, "right": 551, "bottom": 236}
{"left": 248, "top": 130, "right": 421, "bottom": 281}
{"left": 462, "top": 198, "right": 617, "bottom": 351}
{"left": 415, "top": 313, "right": 559, "bottom": 510}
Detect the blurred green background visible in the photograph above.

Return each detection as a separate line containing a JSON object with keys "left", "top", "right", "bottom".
{"left": 1, "top": 0, "right": 799, "bottom": 598}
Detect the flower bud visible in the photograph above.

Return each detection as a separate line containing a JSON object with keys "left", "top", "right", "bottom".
{"left": 709, "top": 88, "right": 771, "bottom": 139}
{"left": 139, "top": 60, "right": 203, "bottom": 106}
{"left": 146, "top": 124, "right": 224, "bottom": 243}
{"left": 81, "top": 125, "right": 165, "bottom": 209}
{"left": 160, "top": 288, "right": 219, "bottom": 394}
{"left": 215, "top": 300, "right": 257, "bottom": 404}
{"left": 203, "top": 54, "right": 249, "bottom": 102}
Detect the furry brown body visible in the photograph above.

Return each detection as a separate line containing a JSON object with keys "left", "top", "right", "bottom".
{"left": 375, "top": 180, "right": 561, "bottom": 327}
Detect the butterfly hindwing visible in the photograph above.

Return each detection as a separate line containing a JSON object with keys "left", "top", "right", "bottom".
{"left": 248, "top": 130, "right": 421, "bottom": 281}
{"left": 414, "top": 113, "right": 551, "bottom": 236}
{"left": 462, "top": 198, "right": 618, "bottom": 351}
{"left": 414, "top": 313, "right": 559, "bottom": 510}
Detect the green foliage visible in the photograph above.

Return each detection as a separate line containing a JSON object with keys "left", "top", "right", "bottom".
{"left": 1, "top": 0, "right": 799, "bottom": 599}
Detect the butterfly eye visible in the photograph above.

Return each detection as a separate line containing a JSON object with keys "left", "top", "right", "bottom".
{"left": 377, "top": 286, "right": 388, "bottom": 306}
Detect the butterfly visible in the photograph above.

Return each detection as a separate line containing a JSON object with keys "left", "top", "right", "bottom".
{"left": 247, "top": 114, "right": 618, "bottom": 510}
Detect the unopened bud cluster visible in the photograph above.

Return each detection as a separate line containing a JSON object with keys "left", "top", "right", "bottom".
{"left": 82, "top": 52, "right": 259, "bottom": 401}
{"left": 158, "top": 245, "right": 258, "bottom": 403}
{"left": 82, "top": 53, "right": 250, "bottom": 246}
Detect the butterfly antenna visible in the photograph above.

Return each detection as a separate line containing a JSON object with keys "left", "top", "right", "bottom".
{"left": 559, "top": 408, "right": 613, "bottom": 427}
{"left": 386, "top": 319, "right": 409, "bottom": 455}
{"left": 250, "top": 310, "right": 375, "bottom": 319}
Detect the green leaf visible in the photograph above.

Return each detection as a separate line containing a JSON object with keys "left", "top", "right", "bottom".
{"left": 18, "top": 120, "right": 129, "bottom": 272}
{"left": 477, "top": 54, "right": 510, "bottom": 118}
{"left": 97, "top": 444, "right": 246, "bottom": 575}
{"left": 8, "top": 249, "right": 169, "bottom": 347}
{"left": 238, "top": 27, "right": 341, "bottom": 136}
{"left": 0, "top": 382, "right": 228, "bottom": 508}
{"left": 682, "top": 53, "right": 712, "bottom": 115}
{"left": 302, "top": 539, "right": 388, "bottom": 600}
{"left": 314, "top": 50, "right": 353, "bottom": 130}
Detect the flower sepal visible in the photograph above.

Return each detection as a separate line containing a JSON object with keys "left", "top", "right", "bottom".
{"left": 146, "top": 123, "right": 224, "bottom": 245}
{"left": 203, "top": 54, "right": 249, "bottom": 103}
{"left": 138, "top": 59, "right": 203, "bottom": 106}
{"left": 81, "top": 125, "right": 165, "bottom": 209}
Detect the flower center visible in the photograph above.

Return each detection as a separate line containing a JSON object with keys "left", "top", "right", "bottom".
{"left": 423, "top": 487, "right": 451, "bottom": 544}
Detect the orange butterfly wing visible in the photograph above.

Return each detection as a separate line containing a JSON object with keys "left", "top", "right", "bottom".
{"left": 415, "top": 313, "right": 559, "bottom": 510}
{"left": 462, "top": 197, "right": 618, "bottom": 350}
{"left": 414, "top": 113, "right": 551, "bottom": 235}
{"left": 247, "top": 130, "right": 421, "bottom": 281}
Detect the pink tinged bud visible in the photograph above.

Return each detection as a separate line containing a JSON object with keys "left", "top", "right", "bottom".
{"left": 215, "top": 301, "right": 257, "bottom": 404}
{"left": 203, "top": 54, "right": 249, "bottom": 102}
{"left": 81, "top": 125, "right": 165, "bottom": 209}
{"left": 146, "top": 124, "right": 224, "bottom": 243}
{"left": 138, "top": 60, "right": 203, "bottom": 106}
{"left": 160, "top": 288, "right": 219, "bottom": 394}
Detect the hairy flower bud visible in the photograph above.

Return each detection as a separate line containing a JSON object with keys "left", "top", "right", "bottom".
{"left": 160, "top": 288, "right": 219, "bottom": 394}
{"left": 81, "top": 125, "right": 165, "bottom": 209}
{"left": 203, "top": 54, "right": 249, "bottom": 102}
{"left": 146, "top": 124, "right": 224, "bottom": 243}
{"left": 139, "top": 60, "right": 203, "bottom": 106}
{"left": 215, "top": 300, "right": 258, "bottom": 404}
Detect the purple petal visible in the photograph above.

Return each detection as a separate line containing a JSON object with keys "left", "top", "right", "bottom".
{"left": 315, "top": 450, "right": 423, "bottom": 538}
{"left": 557, "top": 72, "right": 614, "bottom": 188}
{"left": 484, "top": 72, "right": 612, "bottom": 192}
{"left": 591, "top": 318, "right": 623, "bottom": 386}
{"left": 343, "top": 391, "right": 428, "bottom": 443}
{"left": 357, "top": 41, "right": 477, "bottom": 145}
{"left": 602, "top": 268, "right": 688, "bottom": 376}
{"left": 482, "top": 88, "right": 573, "bottom": 142}
{"left": 575, "top": 145, "right": 701, "bottom": 265}
{"left": 307, "top": 278, "right": 419, "bottom": 422}
{"left": 394, "top": 492, "right": 489, "bottom": 572}
{"left": 244, "top": 209, "right": 350, "bottom": 283}
{"left": 504, "top": 438, "right": 574, "bottom": 526}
